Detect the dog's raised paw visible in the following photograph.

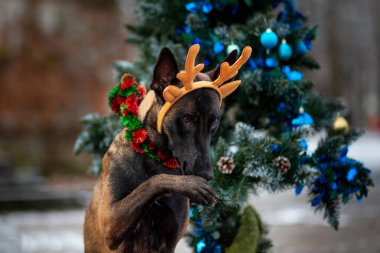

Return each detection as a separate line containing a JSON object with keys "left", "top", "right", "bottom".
{"left": 177, "top": 175, "right": 219, "bottom": 206}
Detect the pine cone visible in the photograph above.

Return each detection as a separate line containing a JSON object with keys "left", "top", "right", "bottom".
{"left": 273, "top": 156, "right": 291, "bottom": 173}
{"left": 217, "top": 157, "right": 235, "bottom": 174}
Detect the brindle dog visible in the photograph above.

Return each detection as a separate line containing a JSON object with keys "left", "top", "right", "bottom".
{"left": 84, "top": 47, "right": 238, "bottom": 253}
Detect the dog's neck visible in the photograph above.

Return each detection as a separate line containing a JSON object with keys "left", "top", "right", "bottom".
{"left": 138, "top": 90, "right": 168, "bottom": 149}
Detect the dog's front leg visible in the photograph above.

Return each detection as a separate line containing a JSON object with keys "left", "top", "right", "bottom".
{"left": 98, "top": 174, "right": 218, "bottom": 250}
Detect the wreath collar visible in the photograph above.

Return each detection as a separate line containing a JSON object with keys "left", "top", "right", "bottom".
{"left": 108, "top": 73, "right": 180, "bottom": 169}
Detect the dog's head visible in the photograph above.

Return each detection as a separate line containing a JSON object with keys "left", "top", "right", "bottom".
{"left": 140, "top": 45, "right": 250, "bottom": 180}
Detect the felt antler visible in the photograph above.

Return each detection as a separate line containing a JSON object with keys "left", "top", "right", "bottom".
{"left": 212, "top": 46, "right": 252, "bottom": 88}
{"left": 176, "top": 44, "right": 205, "bottom": 90}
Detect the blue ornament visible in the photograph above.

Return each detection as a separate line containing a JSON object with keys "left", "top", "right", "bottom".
{"left": 278, "top": 39, "right": 292, "bottom": 61}
{"left": 311, "top": 195, "right": 322, "bottom": 206}
{"left": 276, "top": 102, "right": 287, "bottom": 113}
{"left": 194, "top": 225, "right": 202, "bottom": 236}
{"left": 265, "top": 58, "right": 277, "bottom": 67}
{"left": 282, "top": 66, "right": 291, "bottom": 74}
{"left": 339, "top": 146, "right": 349, "bottom": 158}
{"left": 204, "top": 58, "right": 210, "bottom": 66}
{"left": 260, "top": 28, "right": 278, "bottom": 49}
{"left": 282, "top": 66, "right": 303, "bottom": 81}
{"left": 196, "top": 239, "right": 206, "bottom": 253}
{"left": 304, "top": 39, "right": 313, "bottom": 50}
{"left": 184, "top": 26, "right": 191, "bottom": 33}
{"left": 213, "top": 42, "right": 224, "bottom": 54}
{"left": 178, "top": 26, "right": 191, "bottom": 35}
{"left": 226, "top": 43, "right": 240, "bottom": 54}
{"left": 192, "top": 38, "right": 201, "bottom": 45}
{"left": 248, "top": 58, "right": 256, "bottom": 69}
{"left": 214, "top": 245, "right": 222, "bottom": 253}
{"left": 295, "top": 183, "right": 304, "bottom": 196}
{"left": 347, "top": 167, "right": 357, "bottom": 181}
{"left": 331, "top": 182, "right": 338, "bottom": 190}
{"left": 255, "top": 58, "right": 264, "bottom": 68}
{"left": 271, "top": 144, "right": 280, "bottom": 153}
{"left": 288, "top": 71, "right": 303, "bottom": 81}
{"left": 201, "top": 2, "right": 212, "bottom": 13}
{"left": 291, "top": 107, "right": 314, "bottom": 127}
{"left": 185, "top": 2, "right": 212, "bottom": 14}
{"left": 296, "top": 40, "right": 308, "bottom": 54}
{"left": 185, "top": 2, "right": 197, "bottom": 13}
{"left": 299, "top": 139, "right": 308, "bottom": 150}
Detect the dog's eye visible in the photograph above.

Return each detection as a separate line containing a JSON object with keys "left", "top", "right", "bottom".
{"left": 183, "top": 115, "right": 192, "bottom": 125}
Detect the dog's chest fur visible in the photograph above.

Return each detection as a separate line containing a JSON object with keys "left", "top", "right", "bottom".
{"left": 119, "top": 195, "right": 189, "bottom": 253}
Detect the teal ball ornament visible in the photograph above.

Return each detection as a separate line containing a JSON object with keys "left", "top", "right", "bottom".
{"left": 278, "top": 39, "right": 292, "bottom": 61}
{"left": 227, "top": 43, "right": 240, "bottom": 54}
{"left": 296, "top": 40, "right": 308, "bottom": 54}
{"left": 260, "top": 28, "right": 278, "bottom": 49}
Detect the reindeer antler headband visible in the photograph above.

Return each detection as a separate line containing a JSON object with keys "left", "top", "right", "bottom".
{"left": 157, "top": 44, "right": 252, "bottom": 133}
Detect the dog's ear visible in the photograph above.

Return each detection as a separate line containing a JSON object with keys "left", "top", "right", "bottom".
{"left": 151, "top": 48, "right": 180, "bottom": 102}
{"left": 207, "top": 50, "right": 238, "bottom": 82}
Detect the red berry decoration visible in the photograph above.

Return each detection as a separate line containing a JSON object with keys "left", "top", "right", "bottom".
{"left": 132, "top": 129, "right": 148, "bottom": 144}
{"left": 120, "top": 74, "right": 135, "bottom": 90}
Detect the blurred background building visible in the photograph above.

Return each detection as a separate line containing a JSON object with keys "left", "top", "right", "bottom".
{"left": 0, "top": 0, "right": 379, "bottom": 253}
{"left": 0, "top": 0, "right": 141, "bottom": 176}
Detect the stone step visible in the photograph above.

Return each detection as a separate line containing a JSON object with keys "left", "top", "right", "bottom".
{"left": 0, "top": 165, "right": 91, "bottom": 211}
{"left": 0, "top": 189, "right": 91, "bottom": 211}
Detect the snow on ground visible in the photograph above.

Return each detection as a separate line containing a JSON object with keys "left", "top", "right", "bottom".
{"left": 0, "top": 210, "right": 84, "bottom": 253}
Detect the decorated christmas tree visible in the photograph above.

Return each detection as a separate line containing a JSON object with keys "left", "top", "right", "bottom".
{"left": 75, "top": 0, "right": 373, "bottom": 252}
